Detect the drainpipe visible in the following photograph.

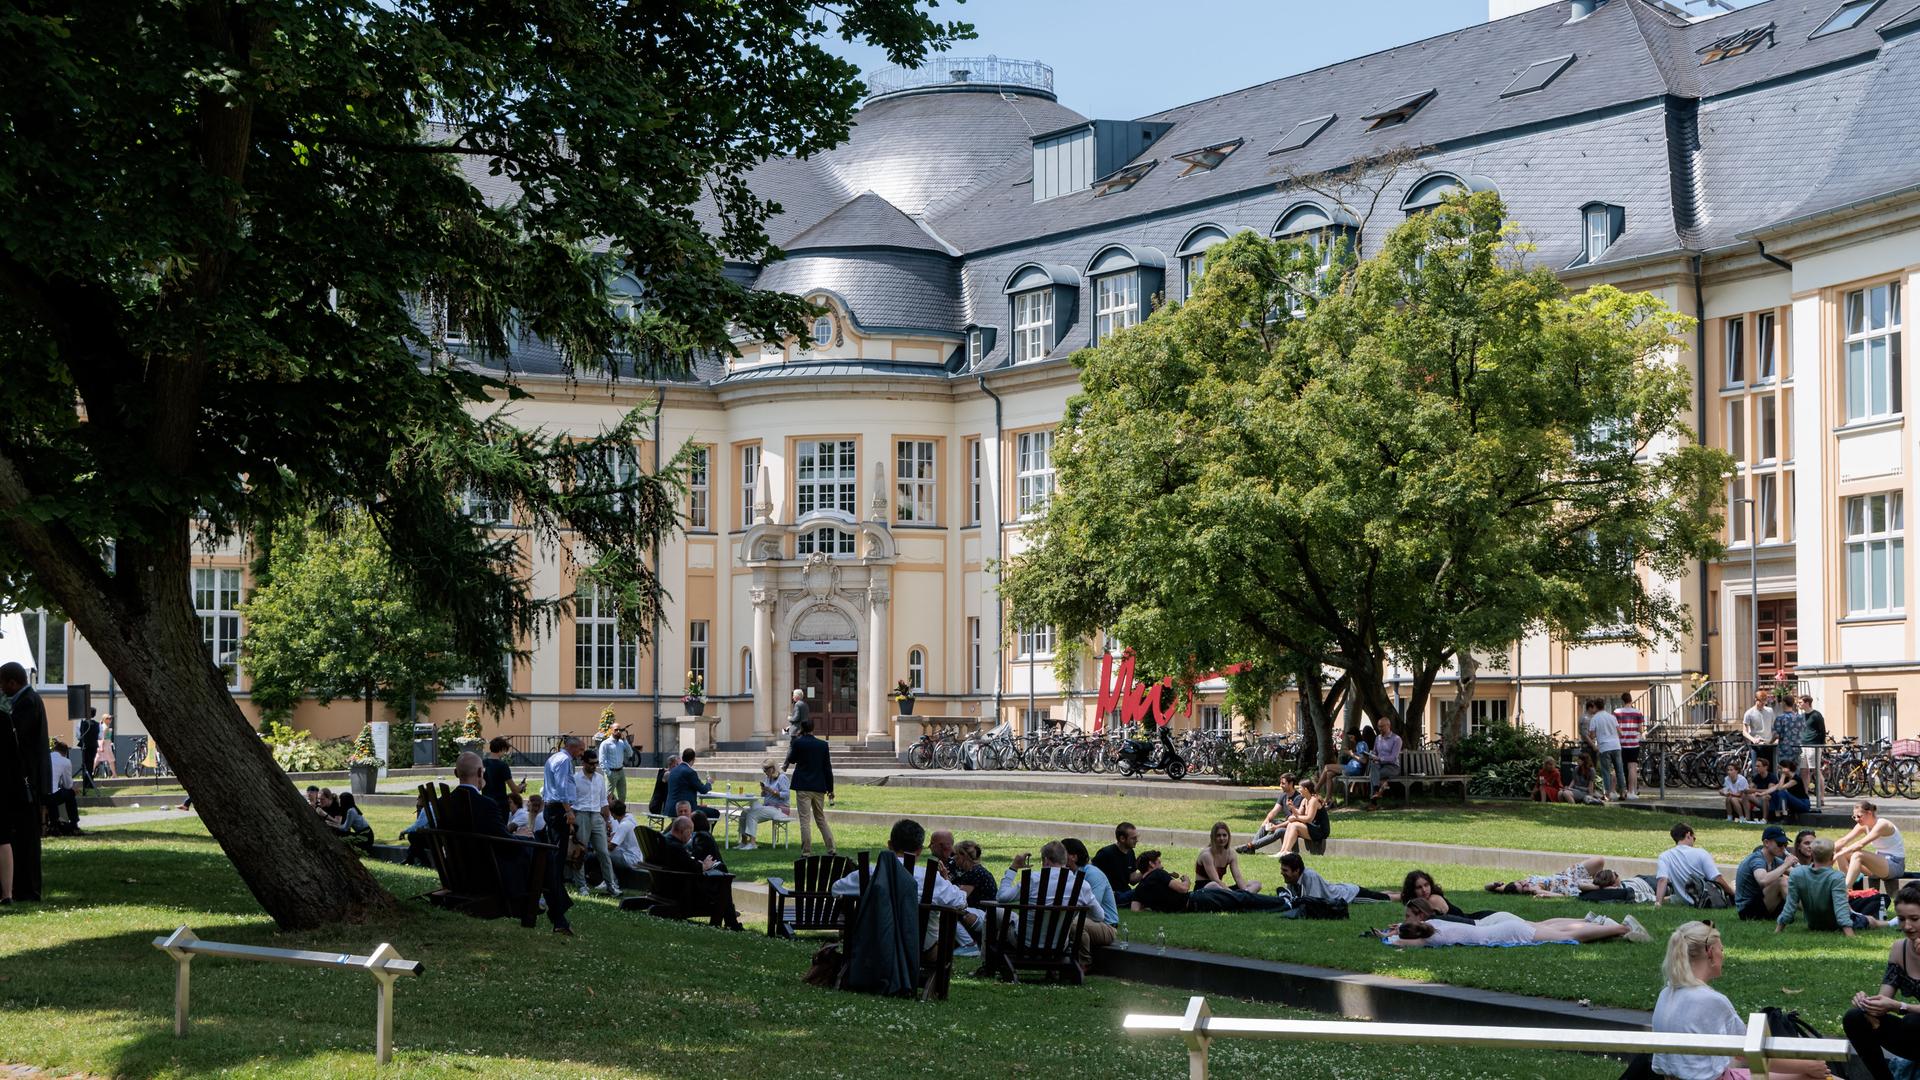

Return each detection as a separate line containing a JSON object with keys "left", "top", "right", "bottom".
{"left": 649, "top": 391, "right": 665, "bottom": 762}
{"left": 978, "top": 376, "right": 1006, "bottom": 724}
{"left": 1692, "top": 255, "right": 1711, "bottom": 680}
{"left": 1755, "top": 240, "right": 1793, "bottom": 273}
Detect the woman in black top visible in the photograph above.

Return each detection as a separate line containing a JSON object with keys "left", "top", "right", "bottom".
{"left": 948, "top": 840, "right": 996, "bottom": 902}
{"left": 1844, "top": 882, "right": 1920, "bottom": 1079}
{"left": 481, "top": 736, "right": 524, "bottom": 825}
{"left": 1130, "top": 851, "right": 1295, "bottom": 914}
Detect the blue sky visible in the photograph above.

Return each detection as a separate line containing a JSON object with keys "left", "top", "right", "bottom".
{"left": 827, "top": 0, "right": 1491, "bottom": 119}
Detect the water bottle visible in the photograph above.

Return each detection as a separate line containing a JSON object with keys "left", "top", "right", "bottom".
{"left": 1117, "top": 922, "right": 1130, "bottom": 949}
{"left": 1154, "top": 926, "right": 1167, "bottom": 954}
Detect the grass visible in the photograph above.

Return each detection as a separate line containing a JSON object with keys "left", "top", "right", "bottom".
{"left": 0, "top": 818, "right": 1619, "bottom": 1080}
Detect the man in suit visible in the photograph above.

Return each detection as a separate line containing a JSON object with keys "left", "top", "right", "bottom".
{"left": 664, "top": 749, "right": 717, "bottom": 824}
{"left": 787, "top": 688, "right": 809, "bottom": 736}
{"left": 0, "top": 662, "right": 49, "bottom": 901}
{"left": 784, "top": 717, "right": 836, "bottom": 855}
{"left": 444, "top": 752, "right": 569, "bottom": 932}
{"left": 661, "top": 814, "right": 743, "bottom": 930}
{"left": 76, "top": 707, "right": 100, "bottom": 792}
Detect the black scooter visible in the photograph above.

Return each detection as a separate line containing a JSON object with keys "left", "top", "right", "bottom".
{"left": 1117, "top": 725, "right": 1187, "bottom": 781}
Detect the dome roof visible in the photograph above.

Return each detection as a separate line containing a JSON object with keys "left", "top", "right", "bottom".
{"left": 755, "top": 250, "right": 960, "bottom": 339}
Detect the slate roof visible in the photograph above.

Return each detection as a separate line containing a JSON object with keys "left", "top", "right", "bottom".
{"left": 753, "top": 250, "right": 962, "bottom": 339}
{"left": 784, "top": 192, "right": 955, "bottom": 254}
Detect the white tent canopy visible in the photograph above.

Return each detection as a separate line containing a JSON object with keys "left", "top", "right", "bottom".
{"left": 0, "top": 611, "right": 37, "bottom": 674}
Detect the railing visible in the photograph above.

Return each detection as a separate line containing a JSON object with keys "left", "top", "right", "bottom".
{"left": 864, "top": 56, "right": 1054, "bottom": 100}
{"left": 496, "top": 734, "right": 564, "bottom": 767}
{"left": 1124, "top": 996, "right": 1848, "bottom": 1080}
{"left": 154, "top": 926, "right": 423, "bottom": 1064}
{"left": 1656, "top": 679, "right": 1811, "bottom": 733}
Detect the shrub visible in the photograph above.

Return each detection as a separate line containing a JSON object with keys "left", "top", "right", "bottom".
{"left": 461, "top": 702, "right": 484, "bottom": 740}
{"left": 1469, "top": 759, "right": 1541, "bottom": 798}
{"left": 262, "top": 722, "right": 355, "bottom": 773}
{"left": 436, "top": 720, "right": 463, "bottom": 765}
{"left": 1450, "top": 720, "right": 1557, "bottom": 776}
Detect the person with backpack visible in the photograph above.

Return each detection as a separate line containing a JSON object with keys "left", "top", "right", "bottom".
{"left": 1655, "top": 822, "right": 1735, "bottom": 909}
{"left": 1654, "top": 920, "right": 1826, "bottom": 1078}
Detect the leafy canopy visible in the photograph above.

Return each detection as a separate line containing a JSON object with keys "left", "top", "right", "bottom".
{"left": 1002, "top": 193, "right": 1729, "bottom": 728}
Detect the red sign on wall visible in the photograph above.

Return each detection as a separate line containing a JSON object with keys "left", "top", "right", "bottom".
{"left": 1093, "top": 650, "right": 1248, "bottom": 732}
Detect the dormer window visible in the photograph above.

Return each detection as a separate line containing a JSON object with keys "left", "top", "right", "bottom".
{"left": 1172, "top": 139, "right": 1243, "bottom": 177}
{"left": 811, "top": 315, "right": 833, "bottom": 347}
{"left": 1697, "top": 23, "right": 1775, "bottom": 64}
{"left": 1086, "top": 245, "right": 1167, "bottom": 344}
{"left": 1361, "top": 89, "right": 1436, "bottom": 131}
{"left": 1093, "top": 160, "right": 1155, "bottom": 196}
{"left": 1810, "top": 0, "right": 1881, "bottom": 37}
{"left": 1579, "top": 202, "right": 1625, "bottom": 265}
{"left": 1273, "top": 202, "right": 1359, "bottom": 310}
{"left": 1269, "top": 114, "right": 1336, "bottom": 156}
{"left": 1501, "top": 54, "right": 1576, "bottom": 98}
{"left": 1012, "top": 289, "right": 1054, "bottom": 362}
{"left": 1004, "top": 263, "right": 1080, "bottom": 363}
{"left": 968, "top": 329, "right": 984, "bottom": 367}
{"left": 1176, "top": 225, "right": 1231, "bottom": 300}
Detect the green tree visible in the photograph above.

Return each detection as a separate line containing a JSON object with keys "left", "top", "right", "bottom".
{"left": 1003, "top": 193, "right": 1728, "bottom": 754}
{"left": 243, "top": 510, "right": 469, "bottom": 733}
{"left": 0, "top": 1, "right": 967, "bottom": 928}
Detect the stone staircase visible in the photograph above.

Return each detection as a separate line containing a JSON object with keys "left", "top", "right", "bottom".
{"left": 696, "top": 745, "right": 902, "bottom": 771}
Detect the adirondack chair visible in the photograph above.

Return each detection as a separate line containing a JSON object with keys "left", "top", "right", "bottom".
{"left": 412, "top": 782, "right": 556, "bottom": 928}
{"left": 618, "top": 825, "right": 738, "bottom": 926}
{"left": 766, "top": 853, "right": 854, "bottom": 938}
{"left": 978, "top": 865, "right": 1089, "bottom": 985}
{"left": 838, "top": 850, "right": 957, "bottom": 1001}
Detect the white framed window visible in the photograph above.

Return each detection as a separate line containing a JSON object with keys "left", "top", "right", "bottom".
{"left": 18, "top": 609, "right": 67, "bottom": 687}
{"left": 1724, "top": 316, "right": 1745, "bottom": 387}
{"left": 1094, "top": 272, "right": 1140, "bottom": 344}
{"left": 1584, "top": 205, "right": 1612, "bottom": 262}
{"left": 580, "top": 445, "right": 640, "bottom": 516}
{"left": 1757, "top": 473, "right": 1779, "bottom": 542}
{"left": 435, "top": 296, "right": 466, "bottom": 345}
{"left": 741, "top": 647, "right": 755, "bottom": 694}
{"left": 795, "top": 439, "right": 857, "bottom": 517}
{"left": 688, "top": 620, "right": 708, "bottom": 687}
{"left": 459, "top": 482, "right": 511, "bottom": 525}
{"left": 1758, "top": 396, "right": 1778, "bottom": 462}
{"left": 895, "top": 440, "right": 937, "bottom": 524}
{"left": 1182, "top": 252, "right": 1207, "bottom": 299}
{"left": 968, "top": 617, "right": 982, "bottom": 693}
{"left": 968, "top": 329, "right": 984, "bottom": 367}
{"left": 1845, "top": 283, "right": 1902, "bottom": 422}
{"left": 1200, "top": 705, "right": 1227, "bottom": 735}
{"left": 1729, "top": 474, "right": 1748, "bottom": 544}
{"left": 966, "top": 438, "right": 982, "bottom": 526}
{"left": 811, "top": 315, "right": 833, "bottom": 347}
{"left": 740, "top": 443, "right": 761, "bottom": 526}
{"left": 908, "top": 647, "right": 926, "bottom": 693}
{"left": 795, "top": 526, "right": 855, "bottom": 558}
{"left": 193, "top": 567, "right": 243, "bottom": 689}
{"left": 687, "top": 446, "right": 710, "bottom": 530}
{"left": 574, "top": 580, "right": 636, "bottom": 691}
{"left": 1469, "top": 698, "right": 1510, "bottom": 736}
{"left": 1015, "top": 430, "right": 1056, "bottom": 518}
{"left": 453, "top": 653, "right": 514, "bottom": 694}
{"left": 1012, "top": 289, "right": 1054, "bottom": 363}
{"left": 1756, "top": 311, "right": 1778, "bottom": 382}
{"left": 1023, "top": 707, "right": 1048, "bottom": 735}
{"left": 1727, "top": 400, "right": 1746, "bottom": 463}
{"left": 1858, "top": 693, "right": 1897, "bottom": 742}
{"left": 1016, "top": 622, "right": 1056, "bottom": 659}
{"left": 1846, "top": 492, "right": 1905, "bottom": 615}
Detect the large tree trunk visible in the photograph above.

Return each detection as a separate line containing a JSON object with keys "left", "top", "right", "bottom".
{"left": 1448, "top": 649, "right": 1480, "bottom": 745}
{"left": 20, "top": 526, "right": 397, "bottom": 930}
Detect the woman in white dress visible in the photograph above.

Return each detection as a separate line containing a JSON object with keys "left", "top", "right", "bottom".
{"left": 1386, "top": 898, "right": 1648, "bottom": 947}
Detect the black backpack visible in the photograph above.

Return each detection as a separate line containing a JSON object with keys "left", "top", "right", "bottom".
{"left": 1299, "top": 896, "right": 1350, "bottom": 920}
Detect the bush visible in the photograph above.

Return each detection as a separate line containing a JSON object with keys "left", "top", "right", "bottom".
{"left": 262, "top": 722, "right": 354, "bottom": 773}
{"left": 1450, "top": 720, "right": 1557, "bottom": 776}
{"left": 1469, "top": 759, "right": 1540, "bottom": 799}
{"left": 436, "top": 720, "right": 463, "bottom": 765}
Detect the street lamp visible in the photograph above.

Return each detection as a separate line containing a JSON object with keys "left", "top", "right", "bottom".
{"left": 1722, "top": 471, "right": 1760, "bottom": 697}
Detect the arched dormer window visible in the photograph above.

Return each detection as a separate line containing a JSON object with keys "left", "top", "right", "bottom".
{"left": 1400, "top": 172, "right": 1497, "bottom": 216}
{"left": 1175, "top": 225, "right": 1231, "bottom": 300}
{"left": 1085, "top": 244, "right": 1167, "bottom": 345}
{"left": 1576, "top": 202, "right": 1625, "bottom": 266}
{"left": 1272, "top": 201, "right": 1360, "bottom": 305}
{"left": 1003, "top": 263, "right": 1080, "bottom": 364}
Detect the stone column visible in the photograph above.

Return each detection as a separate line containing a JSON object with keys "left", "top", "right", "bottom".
{"left": 751, "top": 586, "right": 776, "bottom": 741}
{"left": 865, "top": 583, "right": 891, "bottom": 744}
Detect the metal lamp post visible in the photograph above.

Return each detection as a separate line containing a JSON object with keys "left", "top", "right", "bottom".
{"left": 1723, "top": 471, "right": 1761, "bottom": 699}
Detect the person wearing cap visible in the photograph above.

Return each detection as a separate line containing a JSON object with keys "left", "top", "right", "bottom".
{"left": 1734, "top": 825, "right": 1797, "bottom": 922}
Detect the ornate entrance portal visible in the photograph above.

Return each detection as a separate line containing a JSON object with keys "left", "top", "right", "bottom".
{"left": 795, "top": 653, "right": 860, "bottom": 737}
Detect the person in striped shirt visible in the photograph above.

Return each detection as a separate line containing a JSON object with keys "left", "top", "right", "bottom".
{"left": 1614, "top": 691, "right": 1645, "bottom": 800}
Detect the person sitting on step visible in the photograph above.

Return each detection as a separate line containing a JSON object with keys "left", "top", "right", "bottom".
{"left": 1238, "top": 780, "right": 1329, "bottom": 857}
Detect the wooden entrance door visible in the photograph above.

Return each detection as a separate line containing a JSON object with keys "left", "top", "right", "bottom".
{"left": 1756, "top": 597, "right": 1798, "bottom": 679}
{"left": 795, "top": 653, "right": 860, "bottom": 737}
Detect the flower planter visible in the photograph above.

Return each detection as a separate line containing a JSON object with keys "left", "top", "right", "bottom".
{"left": 896, "top": 697, "right": 916, "bottom": 716}
{"left": 684, "top": 700, "right": 706, "bottom": 717}
{"left": 348, "top": 761, "right": 380, "bottom": 796}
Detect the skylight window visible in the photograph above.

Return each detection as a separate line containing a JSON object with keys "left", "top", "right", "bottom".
{"left": 1361, "top": 89, "right": 1436, "bottom": 131}
{"left": 1092, "top": 160, "right": 1155, "bottom": 196}
{"left": 1810, "top": 0, "right": 1881, "bottom": 38}
{"left": 1696, "top": 23, "right": 1775, "bottom": 63}
{"left": 1501, "top": 54, "right": 1576, "bottom": 98}
{"left": 1172, "top": 139, "right": 1244, "bottom": 177}
{"left": 1268, "top": 114, "right": 1336, "bottom": 155}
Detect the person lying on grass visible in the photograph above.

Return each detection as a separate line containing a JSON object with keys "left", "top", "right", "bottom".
{"left": 1129, "top": 850, "right": 1296, "bottom": 914}
{"left": 1778, "top": 838, "right": 1889, "bottom": 936}
{"left": 1390, "top": 870, "right": 1497, "bottom": 924}
{"left": 1382, "top": 898, "right": 1649, "bottom": 948}
{"left": 1485, "top": 856, "right": 1620, "bottom": 898}
{"left": 1194, "top": 822, "right": 1261, "bottom": 893}
{"left": 1276, "top": 852, "right": 1391, "bottom": 906}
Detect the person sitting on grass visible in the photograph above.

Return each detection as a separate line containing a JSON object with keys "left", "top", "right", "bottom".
{"left": 1656, "top": 920, "right": 1826, "bottom": 1079}
{"left": 511, "top": 793, "right": 540, "bottom": 837}
{"left": 328, "top": 792, "right": 375, "bottom": 853}
{"left": 1837, "top": 800, "right": 1907, "bottom": 891}
{"left": 1734, "top": 825, "right": 1797, "bottom": 922}
{"left": 1721, "top": 760, "right": 1753, "bottom": 822}
{"left": 1844, "top": 883, "right": 1920, "bottom": 1080}
{"left": 1129, "top": 850, "right": 1296, "bottom": 914}
{"left": 1094, "top": 821, "right": 1144, "bottom": 906}
{"left": 1392, "top": 870, "right": 1496, "bottom": 923}
{"left": 1277, "top": 852, "right": 1391, "bottom": 906}
{"left": 1485, "top": 857, "right": 1620, "bottom": 898}
{"left": 1792, "top": 828, "right": 1818, "bottom": 865}
{"left": 1779, "top": 838, "right": 1888, "bottom": 936}
{"left": 1564, "top": 750, "right": 1603, "bottom": 805}
{"left": 1194, "top": 822, "right": 1261, "bottom": 893}
{"left": 398, "top": 790, "right": 434, "bottom": 865}
{"left": 1385, "top": 898, "right": 1647, "bottom": 947}
{"left": 1240, "top": 780, "right": 1329, "bottom": 857}
{"left": 1534, "top": 759, "right": 1565, "bottom": 803}
{"left": 1243, "top": 777, "right": 1300, "bottom": 848}
{"left": 1656, "top": 822, "right": 1735, "bottom": 909}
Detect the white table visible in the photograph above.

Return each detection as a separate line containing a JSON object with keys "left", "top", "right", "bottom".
{"left": 713, "top": 791, "right": 760, "bottom": 849}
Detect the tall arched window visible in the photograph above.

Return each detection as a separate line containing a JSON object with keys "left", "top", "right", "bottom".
{"left": 742, "top": 647, "right": 755, "bottom": 694}
{"left": 908, "top": 647, "right": 926, "bottom": 693}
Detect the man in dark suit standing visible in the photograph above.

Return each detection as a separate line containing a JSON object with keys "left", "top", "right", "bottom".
{"left": 784, "top": 717, "right": 836, "bottom": 856}
{"left": 77, "top": 707, "right": 100, "bottom": 793}
{"left": 1, "top": 662, "right": 49, "bottom": 901}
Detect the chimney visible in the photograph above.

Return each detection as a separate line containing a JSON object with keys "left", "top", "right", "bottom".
{"left": 1569, "top": 0, "right": 1605, "bottom": 20}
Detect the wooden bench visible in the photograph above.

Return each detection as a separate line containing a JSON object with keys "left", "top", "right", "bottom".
{"left": 413, "top": 784, "right": 557, "bottom": 927}
{"left": 767, "top": 854, "right": 854, "bottom": 938}
{"left": 977, "top": 866, "right": 1089, "bottom": 985}
{"left": 1334, "top": 748, "right": 1469, "bottom": 806}
{"left": 618, "top": 825, "right": 738, "bottom": 926}
{"left": 838, "top": 851, "right": 957, "bottom": 1002}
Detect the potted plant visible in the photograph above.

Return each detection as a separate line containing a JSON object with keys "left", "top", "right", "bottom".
{"left": 892, "top": 679, "right": 917, "bottom": 716}
{"left": 456, "top": 702, "right": 486, "bottom": 757}
{"left": 346, "top": 723, "right": 381, "bottom": 795}
{"left": 682, "top": 671, "right": 706, "bottom": 717}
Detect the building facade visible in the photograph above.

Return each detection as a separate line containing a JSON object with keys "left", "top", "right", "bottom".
{"left": 24, "top": 0, "right": 1920, "bottom": 750}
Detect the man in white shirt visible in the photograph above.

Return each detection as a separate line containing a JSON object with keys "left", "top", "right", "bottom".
{"left": 832, "top": 819, "right": 984, "bottom": 953}
{"left": 736, "top": 760, "right": 791, "bottom": 851}
{"left": 597, "top": 725, "right": 631, "bottom": 803}
{"left": 1583, "top": 698, "right": 1624, "bottom": 801}
{"left": 998, "top": 841, "right": 1108, "bottom": 970}
{"left": 1742, "top": 689, "right": 1778, "bottom": 771}
{"left": 607, "top": 798, "right": 644, "bottom": 890}
{"left": 46, "top": 741, "right": 80, "bottom": 834}
{"left": 570, "top": 755, "right": 618, "bottom": 897}
{"left": 1655, "top": 821, "right": 1734, "bottom": 908}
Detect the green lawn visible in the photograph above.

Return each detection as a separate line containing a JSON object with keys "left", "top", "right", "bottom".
{"left": 0, "top": 818, "right": 1618, "bottom": 1080}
